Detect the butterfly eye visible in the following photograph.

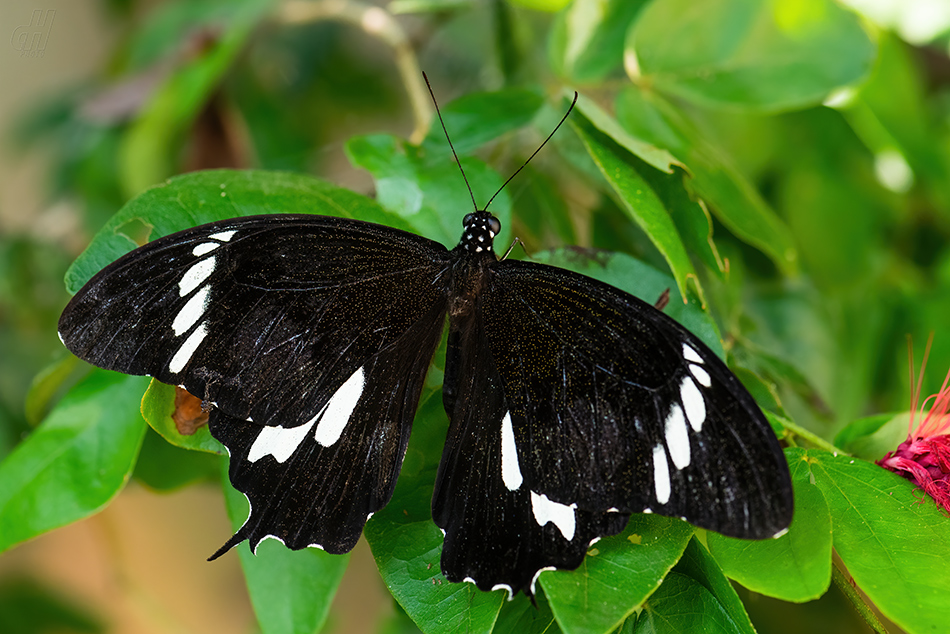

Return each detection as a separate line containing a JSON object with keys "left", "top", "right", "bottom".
{"left": 463, "top": 213, "right": 475, "bottom": 227}
{"left": 488, "top": 217, "right": 501, "bottom": 235}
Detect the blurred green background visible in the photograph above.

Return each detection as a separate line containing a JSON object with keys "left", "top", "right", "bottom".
{"left": 2, "top": 0, "right": 950, "bottom": 632}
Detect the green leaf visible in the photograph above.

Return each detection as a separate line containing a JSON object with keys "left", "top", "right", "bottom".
{"left": 65, "top": 169, "right": 408, "bottom": 294}
{"left": 707, "top": 450, "right": 832, "bottom": 602}
{"left": 118, "top": 0, "right": 273, "bottom": 195}
{"left": 420, "top": 87, "right": 545, "bottom": 161}
{"left": 797, "top": 448, "right": 950, "bottom": 634}
{"left": 626, "top": 0, "right": 876, "bottom": 112}
{"left": 573, "top": 94, "right": 679, "bottom": 174}
{"left": 543, "top": 515, "right": 694, "bottom": 634}
{"left": 221, "top": 463, "right": 349, "bottom": 634}
{"left": 24, "top": 355, "right": 82, "bottom": 426}
{"left": 141, "top": 379, "right": 224, "bottom": 454}
{"left": 133, "top": 426, "right": 220, "bottom": 490}
{"left": 672, "top": 538, "right": 755, "bottom": 634}
{"left": 569, "top": 109, "right": 698, "bottom": 302}
{"left": 615, "top": 87, "right": 798, "bottom": 275}
{"left": 531, "top": 248, "right": 723, "bottom": 359}
{"left": 548, "top": 0, "right": 649, "bottom": 82}
{"left": 0, "top": 370, "right": 149, "bottom": 553}
{"left": 834, "top": 412, "right": 907, "bottom": 462}
{"left": 630, "top": 572, "right": 747, "bottom": 634}
{"left": 493, "top": 588, "right": 562, "bottom": 634}
{"left": 346, "top": 135, "right": 512, "bottom": 249}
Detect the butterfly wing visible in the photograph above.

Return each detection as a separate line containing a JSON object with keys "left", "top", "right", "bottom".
{"left": 59, "top": 213, "right": 452, "bottom": 553}
{"left": 479, "top": 259, "right": 793, "bottom": 540}
{"left": 59, "top": 214, "right": 451, "bottom": 427}
{"left": 433, "top": 314, "right": 628, "bottom": 596}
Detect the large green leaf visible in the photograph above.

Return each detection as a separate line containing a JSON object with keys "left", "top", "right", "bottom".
{"left": 221, "top": 464, "right": 349, "bottom": 634}
{"left": 626, "top": 0, "right": 876, "bottom": 112}
{"left": 707, "top": 449, "right": 832, "bottom": 602}
{"left": 0, "top": 370, "right": 149, "bottom": 553}
{"left": 65, "top": 169, "right": 410, "bottom": 294}
{"left": 800, "top": 449, "right": 950, "bottom": 634}
{"left": 542, "top": 515, "right": 694, "bottom": 634}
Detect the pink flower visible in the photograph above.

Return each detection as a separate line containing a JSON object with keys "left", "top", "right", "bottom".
{"left": 878, "top": 337, "right": 950, "bottom": 512}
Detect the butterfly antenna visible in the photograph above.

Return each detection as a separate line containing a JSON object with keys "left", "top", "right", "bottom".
{"left": 484, "top": 91, "right": 579, "bottom": 211}
{"left": 423, "top": 72, "right": 479, "bottom": 213}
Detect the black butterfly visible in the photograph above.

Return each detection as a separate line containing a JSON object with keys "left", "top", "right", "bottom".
{"left": 57, "top": 91, "right": 792, "bottom": 598}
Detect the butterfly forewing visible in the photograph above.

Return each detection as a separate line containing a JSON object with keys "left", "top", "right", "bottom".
{"left": 58, "top": 214, "right": 452, "bottom": 428}
{"left": 480, "top": 260, "right": 793, "bottom": 540}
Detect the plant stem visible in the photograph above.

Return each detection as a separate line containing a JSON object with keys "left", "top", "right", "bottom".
{"left": 276, "top": 0, "right": 432, "bottom": 143}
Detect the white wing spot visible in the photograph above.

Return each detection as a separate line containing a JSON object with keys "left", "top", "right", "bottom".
{"left": 248, "top": 419, "right": 317, "bottom": 463}
{"left": 664, "top": 403, "right": 691, "bottom": 469}
{"left": 172, "top": 285, "right": 210, "bottom": 336}
{"left": 680, "top": 377, "right": 706, "bottom": 432}
{"left": 209, "top": 230, "right": 237, "bottom": 242}
{"left": 530, "top": 492, "right": 576, "bottom": 541}
{"left": 683, "top": 343, "right": 703, "bottom": 364}
{"left": 179, "top": 257, "right": 216, "bottom": 297}
{"left": 500, "top": 411, "right": 522, "bottom": 491}
{"left": 653, "top": 444, "right": 671, "bottom": 505}
{"left": 530, "top": 566, "right": 556, "bottom": 597}
{"left": 192, "top": 242, "right": 220, "bottom": 256}
{"left": 313, "top": 367, "right": 365, "bottom": 446}
{"left": 690, "top": 364, "right": 711, "bottom": 387}
{"left": 169, "top": 322, "right": 207, "bottom": 373}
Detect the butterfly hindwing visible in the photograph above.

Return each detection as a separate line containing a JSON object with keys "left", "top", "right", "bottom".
{"left": 479, "top": 259, "right": 793, "bottom": 540}
{"left": 58, "top": 214, "right": 452, "bottom": 428}
{"left": 210, "top": 299, "right": 447, "bottom": 555}
{"left": 433, "top": 316, "right": 628, "bottom": 596}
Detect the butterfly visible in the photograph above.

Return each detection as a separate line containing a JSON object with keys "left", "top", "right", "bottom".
{"left": 57, "top": 88, "right": 793, "bottom": 599}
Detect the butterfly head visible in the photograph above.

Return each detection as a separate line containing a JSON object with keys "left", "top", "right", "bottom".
{"left": 459, "top": 211, "right": 501, "bottom": 256}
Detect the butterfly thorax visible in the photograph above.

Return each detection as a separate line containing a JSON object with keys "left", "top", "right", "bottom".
{"left": 447, "top": 211, "right": 499, "bottom": 320}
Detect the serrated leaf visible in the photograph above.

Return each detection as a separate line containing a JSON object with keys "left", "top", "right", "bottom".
{"left": 221, "top": 463, "right": 349, "bottom": 634}
{"left": 798, "top": 448, "right": 950, "bottom": 634}
{"left": 708, "top": 450, "right": 832, "bottom": 602}
{"left": 0, "top": 370, "right": 149, "bottom": 553}
{"left": 542, "top": 515, "right": 694, "bottom": 634}
{"left": 626, "top": 0, "right": 876, "bottom": 113}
